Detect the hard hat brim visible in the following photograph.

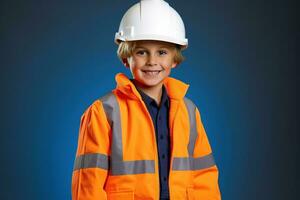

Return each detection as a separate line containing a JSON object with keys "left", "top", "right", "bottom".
{"left": 115, "top": 33, "right": 188, "bottom": 50}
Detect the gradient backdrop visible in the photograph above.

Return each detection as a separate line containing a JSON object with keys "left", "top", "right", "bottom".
{"left": 1, "top": 0, "right": 298, "bottom": 199}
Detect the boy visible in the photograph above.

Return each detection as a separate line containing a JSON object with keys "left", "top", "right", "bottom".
{"left": 72, "top": 0, "right": 221, "bottom": 199}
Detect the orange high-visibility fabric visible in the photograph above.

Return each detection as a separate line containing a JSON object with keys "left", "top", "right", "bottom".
{"left": 72, "top": 73, "right": 221, "bottom": 200}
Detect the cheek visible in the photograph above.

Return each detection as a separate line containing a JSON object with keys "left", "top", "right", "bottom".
{"left": 162, "top": 59, "right": 176, "bottom": 70}
{"left": 129, "top": 59, "right": 138, "bottom": 71}
{"left": 130, "top": 57, "right": 144, "bottom": 68}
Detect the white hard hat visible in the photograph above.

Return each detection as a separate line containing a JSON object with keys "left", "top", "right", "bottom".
{"left": 115, "top": 0, "right": 188, "bottom": 49}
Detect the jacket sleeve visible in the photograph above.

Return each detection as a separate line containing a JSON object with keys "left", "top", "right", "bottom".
{"left": 193, "top": 107, "right": 221, "bottom": 199}
{"left": 72, "top": 100, "right": 111, "bottom": 200}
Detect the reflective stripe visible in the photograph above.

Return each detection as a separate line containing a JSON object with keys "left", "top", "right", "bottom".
{"left": 73, "top": 153, "right": 109, "bottom": 171}
{"left": 193, "top": 153, "right": 216, "bottom": 170}
{"left": 100, "top": 93, "right": 155, "bottom": 175}
{"left": 101, "top": 93, "right": 123, "bottom": 161}
{"left": 111, "top": 160, "right": 155, "bottom": 175}
{"left": 172, "top": 153, "right": 215, "bottom": 170}
{"left": 184, "top": 97, "right": 198, "bottom": 156}
{"left": 172, "top": 157, "right": 192, "bottom": 170}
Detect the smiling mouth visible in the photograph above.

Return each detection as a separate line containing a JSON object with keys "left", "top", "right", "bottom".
{"left": 141, "top": 70, "right": 163, "bottom": 75}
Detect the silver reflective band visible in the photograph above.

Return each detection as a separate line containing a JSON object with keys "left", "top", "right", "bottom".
{"left": 110, "top": 160, "right": 155, "bottom": 175}
{"left": 73, "top": 153, "right": 109, "bottom": 171}
{"left": 172, "top": 153, "right": 215, "bottom": 170}
{"left": 100, "top": 93, "right": 123, "bottom": 162}
{"left": 100, "top": 93, "right": 155, "bottom": 175}
{"left": 184, "top": 97, "right": 198, "bottom": 157}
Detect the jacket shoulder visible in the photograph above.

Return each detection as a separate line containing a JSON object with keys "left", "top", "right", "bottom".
{"left": 98, "top": 91, "right": 116, "bottom": 103}
{"left": 80, "top": 91, "right": 115, "bottom": 118}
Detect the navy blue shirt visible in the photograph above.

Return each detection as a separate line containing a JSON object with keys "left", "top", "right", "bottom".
{"left": 134, "top": 84, "right": 170, "bottom": 200}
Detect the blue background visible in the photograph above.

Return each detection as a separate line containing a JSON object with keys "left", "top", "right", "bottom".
{"left": 1, "top": 0, "right": 298, "bottom": 199}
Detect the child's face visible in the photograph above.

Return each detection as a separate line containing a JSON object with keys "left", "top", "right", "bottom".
{"left": 126, "top": 40, "right": 177, "bottom": 89}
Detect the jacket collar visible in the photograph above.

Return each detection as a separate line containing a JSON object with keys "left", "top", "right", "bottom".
{"left": 115, "top": 73, "right": 189, "bottom": 100}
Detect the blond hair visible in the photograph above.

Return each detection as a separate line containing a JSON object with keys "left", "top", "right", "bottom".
{"left": 117, "top": 41, "right": 185, "bottom": 65}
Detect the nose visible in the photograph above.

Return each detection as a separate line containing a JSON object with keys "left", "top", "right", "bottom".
{"left": 146, "top": 54, "right": 157, "bottom": 66}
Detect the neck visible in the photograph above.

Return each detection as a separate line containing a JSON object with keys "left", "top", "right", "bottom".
{"left": 133, "top": 81, "right": 163, "bottom": 106}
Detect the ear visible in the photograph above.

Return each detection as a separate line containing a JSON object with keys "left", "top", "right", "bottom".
{"left": 171, "top": 62, "right": 178, "bottom": 69}
{"left": 122, "top": 58, "right": 129, "bottom": 68}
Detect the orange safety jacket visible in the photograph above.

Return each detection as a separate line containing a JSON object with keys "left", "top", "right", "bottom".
{"left": 72, "top": 73, "right": 221, "bottom": 200}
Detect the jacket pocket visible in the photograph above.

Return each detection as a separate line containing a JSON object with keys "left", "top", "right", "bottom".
{"left": 107, "top": 189, "right": 134, "bottom": 200}
{"left": 186, "top": 187, "right": 194, "bottom": 200}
